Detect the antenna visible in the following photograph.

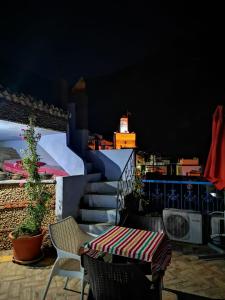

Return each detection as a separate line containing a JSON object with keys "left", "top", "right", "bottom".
{"left": 126, "top": 110, "right": 132, "bottom": 118}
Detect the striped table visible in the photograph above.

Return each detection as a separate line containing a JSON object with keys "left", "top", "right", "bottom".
{"left": 87, "top": 225, "right": 171, "bottom": 275}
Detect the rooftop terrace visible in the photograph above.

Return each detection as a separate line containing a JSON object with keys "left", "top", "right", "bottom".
{"left": 0, "top": 242, "right": 224, "bottom": 300}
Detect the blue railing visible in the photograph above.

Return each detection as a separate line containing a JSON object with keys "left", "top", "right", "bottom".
{"left": 143, "top": 179, "right": 224, "bottom": 214}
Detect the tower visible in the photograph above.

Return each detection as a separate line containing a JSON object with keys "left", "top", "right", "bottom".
{"left": 113, "top": 115, "right": 136, "bottom": 149}
{"left": 120, "top": 116, "right": 128, "bottom": 133}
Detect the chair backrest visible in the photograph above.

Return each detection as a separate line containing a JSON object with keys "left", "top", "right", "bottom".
{"left": 83, "top": 255, "right": 156, "bottom": 300}
{"left": 49, "top": 216, "right": 93, "bottom": 254}
{"left": 122, "top": 213, "right": 166, "bottom": 232}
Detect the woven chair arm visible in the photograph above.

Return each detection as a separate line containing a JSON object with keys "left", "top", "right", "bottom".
{"left": 87, "top": 233, "right": 98, "bottom": 238}
{"left": 57, "top": 248, "right": 81, "bottom": 261}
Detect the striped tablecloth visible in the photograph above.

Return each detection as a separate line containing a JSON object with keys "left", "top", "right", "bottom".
{"left": 88, "top": 226, "right": 171, "bottom": 274}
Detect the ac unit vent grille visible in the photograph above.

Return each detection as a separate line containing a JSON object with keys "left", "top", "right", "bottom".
{"left": 165, "top": 215, "right": 189, "bottom": 238}
{"left": 163, "top": 209, "right": 203, "bottom": 244}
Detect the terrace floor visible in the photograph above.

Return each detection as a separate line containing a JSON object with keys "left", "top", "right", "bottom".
{"left": 0, "top": 243, "right": 225, "bottom": 300}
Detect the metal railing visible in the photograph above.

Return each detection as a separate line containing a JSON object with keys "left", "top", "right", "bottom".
{"left": 143, "top": 179, "right": 224, "bottom": 214}
{"left": 115, "top": 150, "right": 136, "bottom": 224}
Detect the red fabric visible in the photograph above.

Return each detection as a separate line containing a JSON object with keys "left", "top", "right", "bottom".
{"left": 5, "top": 161, "right": 27, "bottom": 177}
{"left": 15, "top": 160, "right": 46, "bottom": 167}
{"left": 37, "top": 162, "right": 46, "bottom": 167}
{"left": 3, "top": 160, "right": 68, "bottom": 177}
{"left": 15, "top": 160, "right": 23, "bottom": 166}
{"left": 204, "top": 105, "right": 225, "bottom": 190}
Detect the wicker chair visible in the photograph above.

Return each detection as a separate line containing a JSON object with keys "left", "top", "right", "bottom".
{"left": 42, "top": 216, "right": 95, "bottom": 300}
{"left": 83, "top": 254, "right": 158, "bottom": 300}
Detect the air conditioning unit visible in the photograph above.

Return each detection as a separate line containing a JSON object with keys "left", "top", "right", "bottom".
{"left": 211, "top": 213, "right": 225, "bottom": 236}
{"left": 163, "top": 208, "right": 203, "bottom": 244}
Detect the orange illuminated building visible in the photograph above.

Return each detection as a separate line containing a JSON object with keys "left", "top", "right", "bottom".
{"left": 113, "top": 115, "right": 136, "bottom": 149}
{"left": 176, "top": 157, "right": 201, "bottom": 176}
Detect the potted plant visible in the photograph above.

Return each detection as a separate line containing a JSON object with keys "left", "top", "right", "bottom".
{"left": 122, "top": 171, "right": 152, "bottom": 219}
{"left": 8, "top": 117, "right": 52, "bottom": 264}
{"left": 124, "top": 170, "right": 147, "bottom": 214}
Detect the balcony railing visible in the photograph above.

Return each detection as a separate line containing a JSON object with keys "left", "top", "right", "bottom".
{"left": 143, "top": 179, "right": 224, "bottom": 214}
{"left": 116, "top": 150, "right": 135, "bottom": 224}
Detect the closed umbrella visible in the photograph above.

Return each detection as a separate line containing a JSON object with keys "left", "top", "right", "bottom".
{"left": 203, "top": 105, "right": 225, "bottom": 258}
{"left": 204, "top": 105, "right": 225, "bottom": 190}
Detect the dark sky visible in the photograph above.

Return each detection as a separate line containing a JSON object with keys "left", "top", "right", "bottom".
{"left": 0, "top": 2, "right": 225, "bottom": 162}
{"left": 0, "top": 2, "right": 154, "bottom": 80}
{"left": 0, "top": 2, "right": 217, "bottom": 81}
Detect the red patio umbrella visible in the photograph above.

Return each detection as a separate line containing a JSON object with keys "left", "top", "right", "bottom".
{"left": 204, "top": 105, "right": 225, "bottom": 190}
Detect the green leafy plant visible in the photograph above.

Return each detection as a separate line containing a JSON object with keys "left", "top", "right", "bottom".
{"left": 124, "top": 170, "right": 148, "bottom": 213}
{"left": 133, "top": 170, "right": 151, "bottom": 212}
{"left": 132, "top": 170, "right": 145, "bottom": 199}
{"left": 13, "top": 117, "right": 51, "bottom": 238}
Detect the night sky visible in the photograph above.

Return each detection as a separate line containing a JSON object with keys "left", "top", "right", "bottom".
{"left": 0, "top": 2, "right": 225, "bottom": 164}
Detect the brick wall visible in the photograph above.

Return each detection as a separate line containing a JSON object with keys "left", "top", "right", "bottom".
{"left": 0, "top": 182, "right": 56, "bottom": 250}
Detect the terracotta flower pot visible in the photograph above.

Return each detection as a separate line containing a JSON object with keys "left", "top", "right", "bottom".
{"left": 8, "top": 230, "right": 46, "bottom": 264}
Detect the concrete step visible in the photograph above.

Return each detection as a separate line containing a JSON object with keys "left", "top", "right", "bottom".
{"left": 83, "top": 194, "right": 118, "bottom": 208}
{"left": 79, "top": 222, "right": 113, "bottom": 235}
{"left": 87, "top": 172, "right": 102, "bottom": 183}
{"left": 85, "top": 181, "right": 118, "bottom": 194}
{"left": 80, "top": 208, "right": 117, "bottom": 223}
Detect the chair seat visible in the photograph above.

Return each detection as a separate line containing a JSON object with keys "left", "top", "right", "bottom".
{"left": 57, "top": 258, "right": 81, "bottom": 271}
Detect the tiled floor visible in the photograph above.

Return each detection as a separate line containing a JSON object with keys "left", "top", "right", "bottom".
{"left": 0, "top": 245, "right": 224, "bottom": 300}
{"left": 164, "top": 251, "right": 225, "bottom": 299}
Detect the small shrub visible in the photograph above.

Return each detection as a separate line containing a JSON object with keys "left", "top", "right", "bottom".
{"left": 13, "top": 117, "right": 52, "bottom": 238}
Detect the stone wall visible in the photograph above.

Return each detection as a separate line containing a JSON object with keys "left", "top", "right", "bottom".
{"left": 0, "top": 182, "right": 56, "bottom": 250}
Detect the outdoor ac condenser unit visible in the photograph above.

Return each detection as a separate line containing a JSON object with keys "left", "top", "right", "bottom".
{"left": 211, "top": 213, "right": 225, "bottom": 237}
{"left": 163, "top": 208, "right": 203, "bottom": 244}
